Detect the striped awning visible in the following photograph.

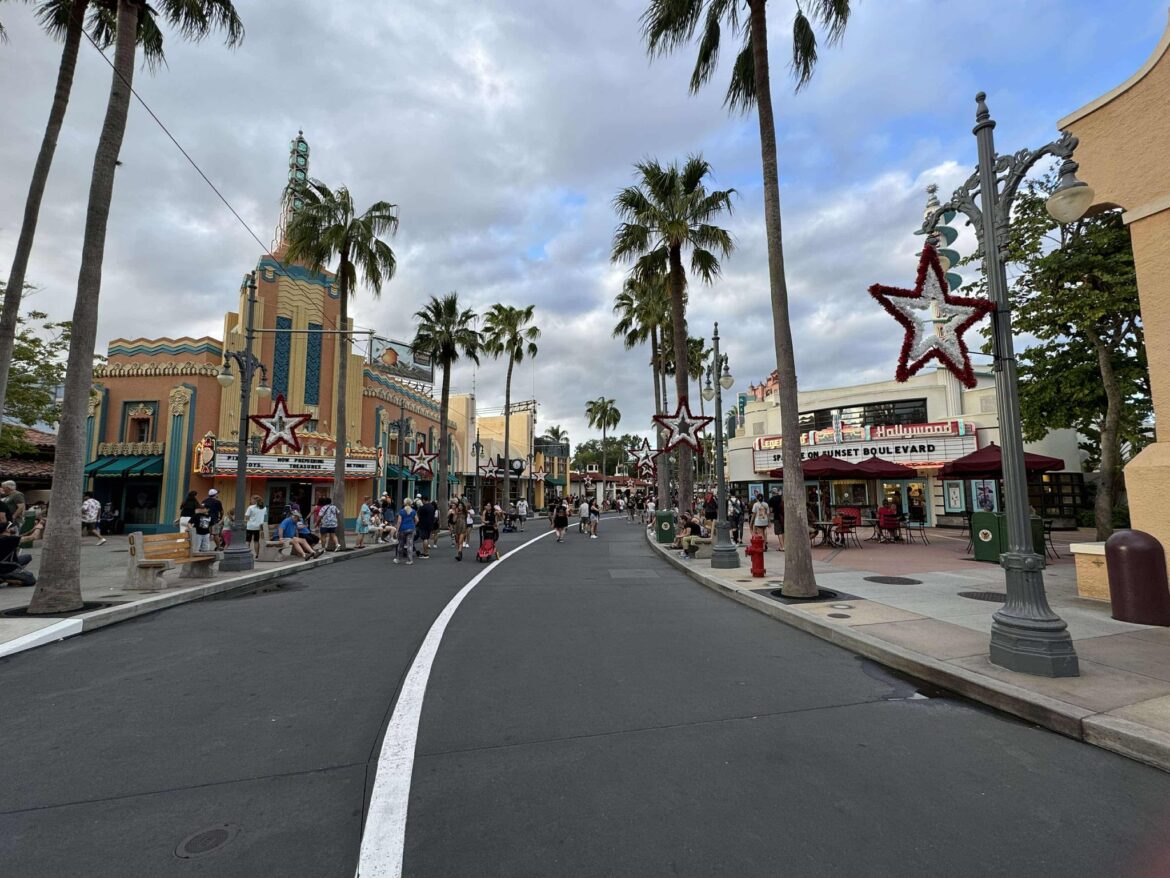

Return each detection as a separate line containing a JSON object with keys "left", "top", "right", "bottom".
{"left": 85, "top": 455, "right": 165, "bottom": 477}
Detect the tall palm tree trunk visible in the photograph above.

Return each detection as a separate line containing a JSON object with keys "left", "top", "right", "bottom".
{"left": 31, "top": 0, "right": 140, "bottom": 615}
{"left": 601, "top": 424, "right": 607, "bottom": 504}
{"left": 438, "top": 359, "right": 451, "bottom": 505}
{"left": 333, "top": 246, "right": 350, "bottom": 548}
{"left": 667, "top": 246, "right": 693, "bottom": 512}
{"left": 502, "top": 359, "right": 514, "bottom": 505}
{"left": 749, "top": 0, "right": 814, "bottom": 597}
{"left": 651, "top": 328, "right": 669, "bottom": 504}
{"left": 656, "top": 337, "right": 671, "bottom": 503}
{"left": 0, "top": 0, "right": 89, "bottom": 424}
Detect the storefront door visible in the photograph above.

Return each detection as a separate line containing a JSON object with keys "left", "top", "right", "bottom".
{"left": 881, "top": 480, "right": 931, "bottom": 525}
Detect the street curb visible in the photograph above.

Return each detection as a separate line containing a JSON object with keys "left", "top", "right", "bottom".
{"left": 644, "top": 529, "right": 1170, "bottom": 774}
{"left": 0, "top": 540, "right": 395, "bottom": 661}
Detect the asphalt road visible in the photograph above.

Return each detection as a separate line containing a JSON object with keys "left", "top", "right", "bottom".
{"left": 2, "top": 518, "right": 1169, "bottom": 877}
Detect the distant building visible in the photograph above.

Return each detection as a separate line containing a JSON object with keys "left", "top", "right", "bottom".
{"left": 83, "top": 133, "right": 452, "bottom": 531}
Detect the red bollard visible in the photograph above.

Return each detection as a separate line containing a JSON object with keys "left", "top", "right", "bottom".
{"left": 745, "top": 533, "right": 766, "bottom": 578}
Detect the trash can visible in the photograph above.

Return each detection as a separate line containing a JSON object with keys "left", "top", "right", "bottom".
{"left": 1105, "top": 530, "right": 1170, "bottom": 625}
{"left": 654, "top": 510, "right": 675, "bottom": 544}
{"left": 971, "top": 511, "right": 1002, "bottom": 563}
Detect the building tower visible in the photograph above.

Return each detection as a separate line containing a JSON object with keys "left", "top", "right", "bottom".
{"left": 273, "top": 130, "right": 310, "bottom": 249}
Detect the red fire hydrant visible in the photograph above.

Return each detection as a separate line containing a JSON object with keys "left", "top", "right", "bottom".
{"left": 745, "top": 533, "right": 766, "bottom": 578}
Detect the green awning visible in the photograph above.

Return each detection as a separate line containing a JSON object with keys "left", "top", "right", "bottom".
{"left": 90, "top": 456, "right": 146, "bottom": 477}
{"left": 129, "top": 455, "right": 165, "bottom": 477}
{"left": 84, "top": 456, "right": 118, "bottom": 475}
{"left": 545, "top": 476, "right": 566, "bottom": 486}
{"left": 447, "top": 473, "right": 460, "bottom": 484}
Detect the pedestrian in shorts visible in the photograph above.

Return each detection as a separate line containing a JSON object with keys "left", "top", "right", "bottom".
{"left": 81, "top": 491, "right": 107, "bottom": 546}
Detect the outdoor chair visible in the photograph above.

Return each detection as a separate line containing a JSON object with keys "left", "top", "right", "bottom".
{"left": 904, "top": 508, "right": 930, "bottom": 545}
{"left": 962, "top": 512, "right": 973, "bottom": 555}
{"left": 1044, "top": 519, "right": 1060, "bottom": 561}
{"left": 835, "top": 514, "right": 863, "bottom": 549}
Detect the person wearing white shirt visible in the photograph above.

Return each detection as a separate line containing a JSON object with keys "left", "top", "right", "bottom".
{"left": 579, "top": 499, "right": 590, "bottom": 534}
{"left": 516, "top": 498, "right": 529, "bottom": 531}
{"left": 244, "top": 496, "right": 268, "bottom": 559}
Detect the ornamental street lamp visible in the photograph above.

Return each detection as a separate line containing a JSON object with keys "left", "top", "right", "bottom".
{"left": 217, "top": 272, "right": 270, "bottom": 573}
{"left": 702, "top": 322, "right": 738, "bottom": 570}
{"left": 473, "top": 430, "right": 483, "bottom": 511}
{"left": 922, "top": 92, "right": 1095, "bottom": 677}
{"left": 392, "top": 401, "right": 409, "bottom": 509}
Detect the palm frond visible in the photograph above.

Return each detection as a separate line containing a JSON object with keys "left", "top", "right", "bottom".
{"left": 791, "top": 7, "right": 818, "bottom": 90}
{"left": 811, "top": 0, "right": 851, "bottom": 44}
{"left": 725, "top": 37, "right": 755, "bottom": 113}
{"left": 640, "top": 0, "right": 703, "bottom": 56}
{"left": 155, "top": 0, "right": 244, "bottom": 47}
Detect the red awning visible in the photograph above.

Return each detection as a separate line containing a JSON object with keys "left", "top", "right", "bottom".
{"left": 854, "top": 456, "right": 918, "bottom": 478}
{"left": 939, "top": 443, "right": 1065, "bottom": 477}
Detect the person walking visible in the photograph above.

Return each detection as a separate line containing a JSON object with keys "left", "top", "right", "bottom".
{"left": 767, "top": 489, "right": 785, "bottom": 551}
{"left": 516, "top": 497, "right": 529, "bottom": 532}
{"left": 177, "top": 490, "right": 198, "bottom": 533}
{"left": 191, "top": 504, "right": 213, "bottom": 554}
{"left": 244, "top": 496, "right": 267, "bottom": 559}
{"left": 588, "top": 496, "right": 600, "bottom": 539}
{"left": 578, "top": 496, "right": 590, "bottom": 535}
{"left": 394, "top": 499, "right": 417, "bottom": 565}
{"left": 727, "top": 493, "right": 742, "bottom": 545}
{"left": 355, "top": 497, "right": 372, "bottom": 549}
{"left": 202, "top": 489, "right": 225, "bottom": 550}
{"left": 552, "top": 500, "right": 569, "bottom": 542}
{"left": 751, "top": 493, "right": 770, "bottom": 549}
{"left": 452, "top": 500, "right": 470, "bottom": 561}
{"left": 416, "top": 497, "right": 436, "bottom": 559}
{"left": 81, "top": 491, "right": 107, "bottom": 546}
{"left": 313, "top": 497, "right": 342, "bottom": 552}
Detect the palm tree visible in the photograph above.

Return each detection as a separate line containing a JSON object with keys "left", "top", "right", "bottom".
{"left": 0, "top": 0, "right": 165, "bottom": 430}
{"left": 482, "top": 304, "right": 540, "bottom": 506}
{"left": 611, "top": 155, "right": 734, "bottom": 513}
{"left": 642, "top": 0, "right": 851, "bottom": 597}
{"left": 30, "top": 0, "right": 242, "bottom": 615}
{"left": 284, "top": 180, "right": 398, "bottom": 546}
{"left": 412, "top": 293, "right": 481, "bottom": 504}
{"left": 541, "top": 425, "right": 569, "bottom": 445}
{"left": 612, "top": 271, "right": 671, "bottom": 503}
{"left": 585, "top": 397, "right": 621, "bottom": 502}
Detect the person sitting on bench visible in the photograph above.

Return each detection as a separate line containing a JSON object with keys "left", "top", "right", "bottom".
{"left": 679, "top": 515, "right": 707, "bottom": 559}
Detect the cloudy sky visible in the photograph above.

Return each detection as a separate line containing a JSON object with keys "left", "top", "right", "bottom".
{"left": 1, "top": 0, "right": 1165, "bottom": 447}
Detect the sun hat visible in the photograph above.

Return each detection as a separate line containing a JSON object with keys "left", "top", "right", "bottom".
{"left": 208, "top": 488, "right": 218, "bottom": 496}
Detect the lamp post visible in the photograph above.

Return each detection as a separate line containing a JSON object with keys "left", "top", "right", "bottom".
{"left": 702, "top": 322, "right": 738, "bottom": 569}
{"left": 217, "top": 271, "right": 270, "bottom": 572}
{"left": 393, "top": 400, "right": 408, "bottom": 509}
{"left": 473, "top": 430, "right": 483, "bottom": 511}
{"left": 922, "top": 92, "right": 1095, "bottom": 677}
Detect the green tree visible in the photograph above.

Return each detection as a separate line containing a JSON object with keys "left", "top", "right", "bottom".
{"left": 482, "top": 304, "right": 540, "bottom": 505}
{"left": 641, "top": 0, "right": 852, "bottom": 596}
{"left": 0, "top": 0, "right": 164, "bottom": 430}
{"left": 541, "top": 424, "right": 569, "bottom": 445}
{"left": 990, "top": 175, "right": 1149, "bottom": 540}
{"left": 285, "top": 179, "right": 399, "bottom": 540}
{"left": 32, "top": 0, "right": 243, "bottom": 615}
{"left": 572, "top": 433, "right": 643, "bottom": 473}
{"left": 412, "top": 293, "right": 481, "bottom": 503}
{"left": 585, "top": 398, "right": 622, "bottom": 500}
{"left": 0, "top": 283, "right": 69, "bottom": 456}
{"left": 611, "top": 155, "right": 734, "bottom": 513}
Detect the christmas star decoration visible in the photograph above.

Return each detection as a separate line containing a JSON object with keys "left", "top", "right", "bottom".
{"left": 249, "top": 394, "right": 311, "bottom": 454}
{"left": 638, "top": 459, "right": 657, "bottom": 478}
{"left": 478, "top": 463, "right": 501, "bottom": 481}
{"left": 406, "top": 447, "right": 438, "bottom": 478}
{"left": 868, "top": 244, "right": 995, "bottom": 389}
{"left": 628, "top": 438, "right": 656, "bottom": 471}
{"left": 652, "top": 398, "right": 714, "bottom": 456}
{"left": 531, "top": 469, "right": 547, "bottom": 483}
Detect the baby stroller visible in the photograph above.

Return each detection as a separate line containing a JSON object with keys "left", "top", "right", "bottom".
{"left": 0, "top": 534, "right": 35, "bottom": 588}
{"left": 476, "top": 524, "right": 500, "bottom": 563}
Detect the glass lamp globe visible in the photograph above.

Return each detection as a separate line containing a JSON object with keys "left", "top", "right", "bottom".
{"left": 1046, "top": 182, "right": 1095, "bottom": 224}
{"left": 256, "top": 380, "right": 271, "bottom": 398}
{"left": 216, "top": 367, "right": 234, "bottom": 388}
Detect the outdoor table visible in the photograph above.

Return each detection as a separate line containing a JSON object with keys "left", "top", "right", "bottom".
{"left": 862, "top": 517, "right": 881, "bottom": 542}
{"left": 814, "top": 521, "right": 845, "bottom": 548}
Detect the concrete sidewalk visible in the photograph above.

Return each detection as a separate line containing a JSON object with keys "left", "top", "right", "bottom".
{"left": 0, "top": 532, "right": 397, "bottom": 660}
{"left": 647, "top": 526, "right": 1170, "bottom": 773}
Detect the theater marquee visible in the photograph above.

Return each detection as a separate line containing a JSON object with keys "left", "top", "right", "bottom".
{"left": 752, "top": 420, "right": 979, "bottom": 472}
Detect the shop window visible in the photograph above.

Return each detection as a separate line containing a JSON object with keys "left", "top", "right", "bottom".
{"left": 131, "top": 418, "right": 151, "bottom": 442}
{"left": 1029, "top": 472, "right": 1085, "bottom": 519}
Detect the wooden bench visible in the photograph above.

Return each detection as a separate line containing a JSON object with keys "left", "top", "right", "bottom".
{"left": 126, "top": 531, "right": 222, "bottom": 591}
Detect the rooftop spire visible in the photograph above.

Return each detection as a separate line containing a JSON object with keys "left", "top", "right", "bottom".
{"left": 274, "top": 131, "right": 310, "bottom": 248}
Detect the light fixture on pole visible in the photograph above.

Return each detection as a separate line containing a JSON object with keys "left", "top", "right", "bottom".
{"left": 922, "top": 92, "right": 1093, "bottom": 677}
{"left": 706, "top": 323, "right": 738, "bottom": 569}
{"left": 473, "top": 429, "right": 483, "bottom": 512}
{"left": 220, "top": 271, "right": 268, "bottom": 573}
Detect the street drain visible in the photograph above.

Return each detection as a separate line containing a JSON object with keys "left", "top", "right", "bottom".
{"left": 959, "top": 591, "right": 1008, "bottom": 602}
{"left": 863, "top": 576, "right": 923, "bottom": 585}
{"left": 175, "top": 823, "right": 239, "bottom": 859}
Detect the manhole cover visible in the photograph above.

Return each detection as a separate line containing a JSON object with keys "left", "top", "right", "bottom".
{"left": 863, "top": 576, "right": 923, "bottom": 585}
{"left": 958, "top": 591, "right": 1008, "bottom": 602}
{"left": 827, "top": 612, "right": 852, "bottom": 619}
{"left": 756, "top": 588, "right": 859, "bottom": 604}
{"left": 175, "top": 824, "right": 239, "bottom": 859}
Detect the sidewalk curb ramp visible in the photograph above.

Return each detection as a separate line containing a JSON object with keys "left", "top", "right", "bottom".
{"left": 0, "top": 540, "right": 395, "bottom": 661}
{"left": 645, "top": 529, "right": 1170, "bottom": 774}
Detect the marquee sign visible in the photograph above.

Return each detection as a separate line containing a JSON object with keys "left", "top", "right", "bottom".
{"left": 754, "top": 419, "right": 976, "bottom": 451}
{"left": 753, "top": 433, "right": 979, "bottom": 473}
{"left": 212, "top": 452, "right": 377, "bottom": 478}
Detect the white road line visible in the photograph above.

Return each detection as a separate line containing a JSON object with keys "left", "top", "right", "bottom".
{"left": 355, "top": 528, "right": 558, "bottom": 878}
